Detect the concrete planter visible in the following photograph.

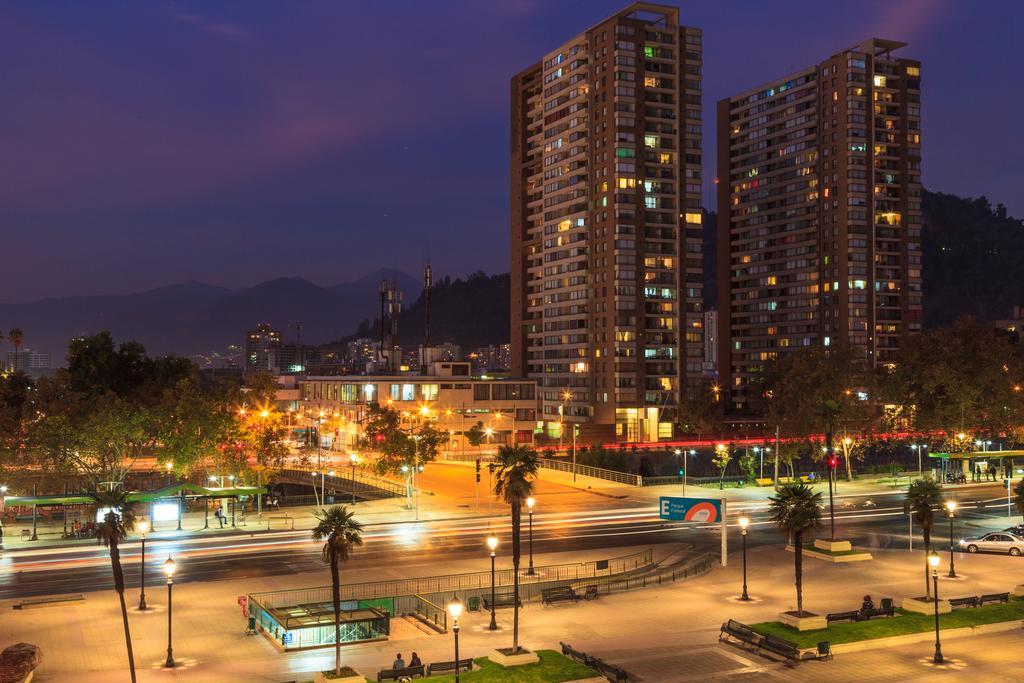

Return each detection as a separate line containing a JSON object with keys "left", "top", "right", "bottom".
{"left": 814, "top": 539, "right": 852, "bottom": 552}
{"left": 778, "top": 611, "right": 827, "bottom": 631}
{"left": 796, "top": 618, "right": 1024, "bottom": 657}
{"left": 1014, "top": 584, "right": 1024, "bottom": 597}
{"left": 901, "top": 596, "right": 951, "bottom": 615}
{"left": 488, "top": 648, "right": 540, "bottom": 667}
{"left": 786, "top": 543, "right": 873, "bottom": 563}
{"left": 314, "top": 671, "right": 365, "bottom": 683}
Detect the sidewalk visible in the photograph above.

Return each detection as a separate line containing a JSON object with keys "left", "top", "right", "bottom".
{"left": 5, "top": 536, "right": 1023, "bottom": 682}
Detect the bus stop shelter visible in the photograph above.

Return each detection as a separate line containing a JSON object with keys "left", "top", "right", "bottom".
{"left": 2, "top": 482, "right": 267, "bottom": 540}
{"left": 928, "top": 449, "right": 1024, "bottom": 483}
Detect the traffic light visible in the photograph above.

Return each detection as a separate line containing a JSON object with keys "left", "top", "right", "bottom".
{"left": 828, "top": 456, "right": 838, "bottom": 469}
{"left": 475, "top": 458, "right": 481, "bottom": 483}
{"left": 678, "top": 468, "right": 684, "bottom": 477}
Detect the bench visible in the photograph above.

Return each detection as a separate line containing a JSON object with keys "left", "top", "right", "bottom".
{"left": 826, "top": 610, "right": 861, "bottom": 624}
{"left": 582, "top": 584, "right": 599, "bottom": 600}
{"left": 800, "top": 476, "right": 813, "bottom": 483}
{"left": 949, "top": 596, "right": 979, "bottom": 609}
{"left": 719, "top": 619, "right": 763, "bottom": 649}
{"left": 561, "top": 642, "right": 628, "bottom": 682}
{"left": 377, "top": 665, "right": 424, "bottom": 681}
{"left": 755, "top": 478, "right": 773, "bottom": 486}
{"left": 426, "top": 658, "right": 473, "bottom": 676}
{"left": 862, "top": 598, "right": 895, "bottom": 619}
{"left": 980, "top": 592, "right": 1009, "bottom": 605}
{"left": 760, "top": 634, "right": 800, "bottom": 662}
{"left": 541, "top": 586, "right": 581, "bottom": 605}
{"left": 483, "top": 592, "right": 521, "bottom": 609}
{"left": 13, "top": 594, "right": 85, "bottom": 610}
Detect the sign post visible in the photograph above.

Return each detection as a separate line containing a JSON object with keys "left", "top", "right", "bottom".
{"left": 658, "top": 496, "right": 727, "bottom": 566}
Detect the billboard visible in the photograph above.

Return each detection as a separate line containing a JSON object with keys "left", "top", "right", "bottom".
{"left": 659, "top": 496, "right": 722, "bottom": 523}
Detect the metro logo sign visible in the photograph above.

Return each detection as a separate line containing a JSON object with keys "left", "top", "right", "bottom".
{"left": 659, "top": 496, "right": 722, "bottom": 523}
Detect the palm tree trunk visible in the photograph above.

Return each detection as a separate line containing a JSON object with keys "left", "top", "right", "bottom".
{"left": 109, "top": 541, "right": 137, "bottom": 683}
{"left": 794, "top": 530, "right": 803, "bottom": 614}
{"left": 331, "top": 552, "right": 341, "bottom": 677}
{"left": 511, "top": 503, "right": 521, "bottom": 654}
{"left": 845, "top": 450, "right": 853, "bottom": 482}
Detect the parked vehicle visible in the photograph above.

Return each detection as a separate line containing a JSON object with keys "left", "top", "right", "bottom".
{"left": 960, "top": 532, "right": 1024, "bottom": 556}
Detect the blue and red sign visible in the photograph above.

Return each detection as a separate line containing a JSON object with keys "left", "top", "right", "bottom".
{"left": 659, "top": 496, "right": 722, "bottom": 523}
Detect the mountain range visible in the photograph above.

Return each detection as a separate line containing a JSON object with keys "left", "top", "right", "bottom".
{"left": 0, "top": 269, "right": 421, "bottom": 361}
{"left": 4, "top": 189, "right": 1021, "bottom": 364}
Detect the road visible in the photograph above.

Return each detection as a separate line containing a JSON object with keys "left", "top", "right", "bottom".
{"left": 2, "top": 479, "right": 1016, "bottom": 599}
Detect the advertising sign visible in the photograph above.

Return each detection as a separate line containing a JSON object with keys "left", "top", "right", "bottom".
{"left": 658, "top": 496, "right": 722, "bottom": 523}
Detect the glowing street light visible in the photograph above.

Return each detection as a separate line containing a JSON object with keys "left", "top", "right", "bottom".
{"left": 447, "top": 595, "right": 463, "bottom": 682}
{"left": 928, "top": 551, "right": 943, "bottom": 663}
{"left": 946, "top": 500, "right": 958, "bottom": 578}
{"left": 526, "top": 497, "right": 536, "bottom": 575}
{"left": 486, "top": 534, "right": 499, "bottom": 630}
{"left": 163, "top": 556, "right": 177, "bottom": 668}
{"left": 137, "top": 519, "right": 149, "bottom": 610}
{"left": 739, "top": 516, "right": 750, "bottom": 601}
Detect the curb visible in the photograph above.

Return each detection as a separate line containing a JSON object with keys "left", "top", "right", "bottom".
{"left": 797, "top": 618, "right": 1024, "bottom": 656}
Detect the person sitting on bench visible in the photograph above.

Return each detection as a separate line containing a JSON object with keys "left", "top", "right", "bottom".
{"left": 860, "top": 594, "right": 874, "bottom": 615}
{"left": 391, "top": 653, "right": 406, "bottom": 670}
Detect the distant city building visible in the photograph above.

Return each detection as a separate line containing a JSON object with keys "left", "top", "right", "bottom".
{"left": 717, "top": 38, "right": 922, "bottom": 411}
{"left": 702, "top": 309, "right": 717, "bottom": 376}
{"left": 419, "top": 342, "right": 461, "bottom": 369}
{"left": 294, "top": 361, "right": 537, "bottom": 451}
{"left": 510, "top": 2, "right": 704, "bottom": 443}
{"left": 5, "top": 348, "right": 51, "bottom": 376}
{"left": 245, "top": 323, "right": 282, "bottom": 371}
{"left": 469, "top": 344, "right": 511, "bottom": 373}
{"left": 345, "top": 338, "right": 379, "bottom": 370}
{"left": 995, "top": 306, "right": 1024, "bottom": 336}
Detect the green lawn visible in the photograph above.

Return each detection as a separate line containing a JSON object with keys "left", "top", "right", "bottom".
{"left": 750, "top": 597, "right": 1024, "bottom": 648}
{"left": 294, "top": 650, "right": 600, "bottom": 683}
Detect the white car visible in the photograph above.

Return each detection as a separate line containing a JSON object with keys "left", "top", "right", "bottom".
{"left": 959, "top": 532, "right": 1024, "bottom": 556}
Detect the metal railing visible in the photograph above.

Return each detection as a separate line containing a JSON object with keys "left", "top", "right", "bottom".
{"left": 410, "top": 594, "right": 447, "bottom": 633}
{"left": 536, "top": 458, "right": 642, "bottom": 486}
{"left": 639, "top": 475, "right": 687, "bottom": 487}
{"left": 277, "top": 468, "right": 405, "bottom": 499}
{"left": 248, "top": 548, "right": 653, "bottom": 609}
{"left": 442, "top": 453, "right": 496, "bottom": 463}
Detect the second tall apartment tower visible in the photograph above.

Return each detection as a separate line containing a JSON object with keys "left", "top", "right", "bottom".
{"left": 717, "top": 39, "right": 922, "bottom": 411}
{"left": 511, "top": 3, "right": 704, "bottom": 443}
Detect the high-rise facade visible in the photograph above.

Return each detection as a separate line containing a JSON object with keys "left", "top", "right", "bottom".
{"left": 511, "top": 3, "right": 704, "bottom": 443}
{"left": 717, "top": 39, "right": 922, "bottom": 411}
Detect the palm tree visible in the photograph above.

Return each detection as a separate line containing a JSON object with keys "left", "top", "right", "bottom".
{"left": 493, "top": 444, "right": 538, "bottom": 655}
{"left": 906, "top": 478, "right": 942, "bottom": 598}
{"left": 94, "top": 488, "right": 138, "bottom": 683}
{"left": 768, "top": 483, "right": 823, "bottom": 615}
{"left": 312, "top": 506, "right": 363, "bottom": 678}
{"left": 7, "top": 328, "right": 23, "bottom": 354}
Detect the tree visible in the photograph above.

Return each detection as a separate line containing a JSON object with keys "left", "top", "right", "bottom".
{"left": 312, "top": 506, "right": 363, "bottom": 678}
{"left": 906, "top": 478, "right": 942, "bottom": 598}
{"left": 94, "top": 488, "right": 138, "bottom": 683}
{"left": 465, "top": 421, "right": 486, "bottom": 448}
{"left": 738, "top": 448, "right": 757, "bottom": 483}
{"left": 493, "top": 444, "right": 538, "bottom": 655}
{"left": 713, "top": 444, "right": 732, "bottom": 489}
{"left": 7, "top": 328, "right": 23, "bottom": 355}
{"left": 678, "top": 380, "right": 721, "bottom": 438}
{"left": 360, "top": 403, "right": 445, "bottom": 476}
{"left": 768, "top": 483, "right": 823, "bottom": 615}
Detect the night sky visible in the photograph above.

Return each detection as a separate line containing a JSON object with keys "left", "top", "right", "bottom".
{"left": 2, "top": 0, "right": 1019, "bottom": 302}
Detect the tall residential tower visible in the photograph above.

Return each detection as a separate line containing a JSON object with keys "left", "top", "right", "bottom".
{"left": 511, "top": 2, "right": 704, "bottom": 443}
{"left": 717, "top": 39, "right": 922, "bottom": 411}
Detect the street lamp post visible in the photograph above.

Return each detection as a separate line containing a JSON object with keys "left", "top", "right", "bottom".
{"left": 350, "top": 454, "right": 358, "bottom": 505}
{"left": 137, "top": 520, "right": 149, "bottom": 610}
{"left": 447, "top": 595, "right": 463, "bottom": 683}
{"left": 163, "top": 556, "right": 177, "bottom": 668}
{"left": 827, "top": 450, "right": 837, "bottom": 541}
{"left": 739, "top": 516, "right": 750, "bottom": 601}
{"left": 946, "top": 501, "right": 957, "bottom": 578}
{"left": 526, "top": 497, "right": 535, "bottom": 576}
{"left": 0, "top": 485, "right": 7, "bottom": 551}
{"left": 928, "top": 551, "right": 943, "bottom": 663}
{"left": 487, "top": 534, "right": 498, "bottom": 630}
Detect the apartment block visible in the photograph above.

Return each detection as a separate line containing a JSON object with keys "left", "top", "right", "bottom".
{"left": 717, "top": 39, "right": 922, "bottom": 411}
{"left": 511, "top": 2, "right": 703, "bottom": 443}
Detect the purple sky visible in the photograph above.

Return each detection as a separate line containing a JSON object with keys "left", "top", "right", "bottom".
{"left": 2, "top": 0, "right": 1019, "bottom": 302}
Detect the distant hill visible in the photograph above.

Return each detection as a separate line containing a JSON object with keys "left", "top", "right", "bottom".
{"left": 0, "top": 268, "right": 421, "bottom": 361}
{"left": 341, "top": 272, "right": 510, "bottom": 350}
{"left": 922, "top": 191, "right": 1024, "bottom": 327}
